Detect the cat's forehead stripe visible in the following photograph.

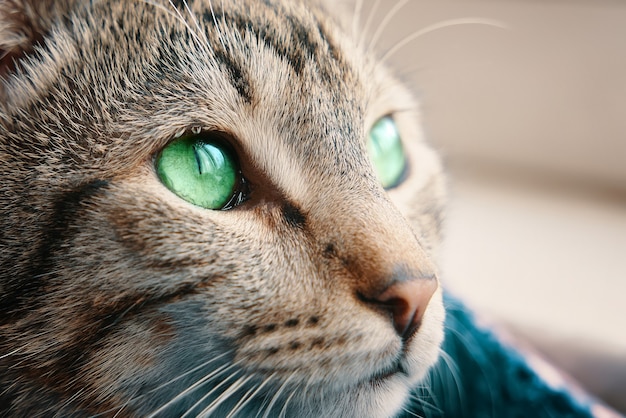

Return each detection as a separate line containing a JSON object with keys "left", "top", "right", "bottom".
{"left": 212, "top": 47, "right": 253, "bottom": 104}
{"left": 200, "top": 2, "right": 348, "bottom": 86}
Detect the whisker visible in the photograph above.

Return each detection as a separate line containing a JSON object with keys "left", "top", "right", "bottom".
{"left": 139, "top": 0, "right": 205, "bottom": 51}
{"left": 180, "top": 0, "right": 216, "bottom": 56}
{"left": 395, "top": 64, "right": 427, "bottom": 81}
{"left": 437, "top": 346, "right": 466, "bottom": 412}
{"left": 259, "top": 372, "right": 296, "bottom": 418}
{"left": 352, "top": 0, "right": 364, "bottom": 43}
{"left": 111, "top": 397, "right": 131, "bottom": 418}
{"left": 145, "top": 361, "right": 236, "bottom": 418}
{"left": 146, "top": 352, "right": 231, "bottom": 395}
{"left": 225, "top": 373, "right": 276, "bottom": 418}
{"left": 160, "top": 0, "right": 217, "bottom": 60}
{"left": 179, "top": 367, "right": 242, "bottom": 418}
{"left": 401, "top": 405, "right": 424, "bottom": 418}
{"left": 381, "top": 18, "right": 508, "bottom": 62}
{"left": 368, "top": 0, "right": 410, "bottom": 54}
{"left": 219, "top": 0, "right": 233, "bottom": 52}
{"left": 358, "top": 0, "right": 382, "bottom": 51}
{"left": 277, "top": 388, "right": 297, "bottom": 418}
{"left": 53, "top": 387, "right": 86, "bottom": 418}
{"left": 444, "top": 323, "right": 498, "bottom": 414}
{"left": 207, "top": 0, "right": 228, "bottom": 51}
{"left": 195, "top": 374, "right": 254, "bottom": 417}
{"left": 0, "top": 345, "right": 26, "bottom": 360}
{"left": 91, "top": 352, "right": 233, "bottom": 417}
{"left": 408, "top": 387, "right": 443, "bottom": 415}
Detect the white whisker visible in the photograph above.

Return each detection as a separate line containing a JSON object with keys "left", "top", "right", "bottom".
{"left": 352, "top": 0, "right": 364, "bottom": 44}
{"left": 219, "top": 0, "right": 233, "bottom": 51}
{"left": 139, "top": 0, "right": 206, "bottom": 53}
{"left": 401, "top": 406, "right": 424, "bottom": 418}
{"left": 207, "top": 0, "right": 228, "bottom": 51}
{"left": 259, "top": 372, "right": 296, "bottom": 418}
{"left": 90, "top": 352, "right": 232, "bottom": 418}
{"left": 146, "top": 361, "right": 236, "bottom": 418}
{"left": 179, "top": 367, "right": 241, "bottom": 418}
{"left": 0, "top": 345, "right": 25, "bottom": 360}
{"left": 180, "top": 0, "right": 216, "bottom": 56}
{"left": 225, "top": 373, "right": 275, "bottom": 418}
{"left": 277, "top": 388, "right": 297, "bottom": 418}
{"left": 145, "top": 352, "right": 231, "bottom": 397}
{"left": 53, "top": 387, "right": 86, "bottom": 418}
{"left": 395, "top": 64, "right": 427, "bottom": 80}
{"left": 408, "top": 389, "right": 443, "bottom": 415}
{"left": 196, "top": 374, "right": 254, "bottom": 417}
{"left": 368, "top": 0, "right": 410, "bottom": 53}
{"left": 437, "top": 347, "right": 465, "bottom": 411}
{"left": 111, "top": 398, "right": 131, "bottom": 418}
{"left": 381, "top": 18, "right": 508, "bottom": 62}
{"left": 359, "top": 0, "right": 382, "bottom": 51}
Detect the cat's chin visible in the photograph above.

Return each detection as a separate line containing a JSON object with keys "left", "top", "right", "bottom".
{"left": 302, "top": 373, "right": 418, "bottom": 418}
{"left": 308, "top": 290, "right": 446, "bottom": 418}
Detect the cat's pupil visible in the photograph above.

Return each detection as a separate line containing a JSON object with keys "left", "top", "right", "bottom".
{"left": 367, "top": 116, "right": 407, "bottom": 189}
{"left": 156, "top": 134, "right": 240, "bottom": 210}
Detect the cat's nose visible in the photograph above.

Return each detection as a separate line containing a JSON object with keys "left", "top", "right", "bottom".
{"left": 370, "top": 274, "right": 438, "bottom": 339}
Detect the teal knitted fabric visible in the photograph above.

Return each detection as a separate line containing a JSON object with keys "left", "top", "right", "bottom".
{"left": 402, "top": 294, "right": 606, "bottom": 418}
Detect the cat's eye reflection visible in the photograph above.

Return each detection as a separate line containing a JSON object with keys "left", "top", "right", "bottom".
{"left": 156, "top": 134, "right": 242, "bottom": 210}
{"left": 367, "top": 116, "right": 407, "bottom": 189}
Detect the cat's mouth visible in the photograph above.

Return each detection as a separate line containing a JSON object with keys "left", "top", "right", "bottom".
{"left": 368, "top": 359, "right": 408, "bottom": 385}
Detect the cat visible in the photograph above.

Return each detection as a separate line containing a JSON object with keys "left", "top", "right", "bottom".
{"left": 0, "top": 0, "right": 447, "bottom": 416}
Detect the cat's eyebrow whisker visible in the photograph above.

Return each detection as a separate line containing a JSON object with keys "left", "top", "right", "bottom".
{"left": 351, "top": 0, "right": 364, "bottom": 44}
{"left": 207, "top": 0, "right": 228, "bottom": 52}
{"left": 162, "top": 0, "right": 215, "bottom": 57}
{"left": 138, "top": 0, "right": 205, "bottom": 49}
{"left": 381, "top": 18, "right": 508, "bottom": 62}
{"left": 225, "top": 372, "right": 276, "bottom": 418}
{"left": 180, "top": 0, "right": 218, "bottom": 58}
{"left": 391, "top": 106, "right": 419, "bottom": 115}
{"left": 368, "top": 0, "right": 410, "bottom": 54}
{"left": 219, "top": 0, "right": 236, "bottom": 53}
{"left": 358, "top": 0, "right": 382, "bottom": 52}
{"left": 395, "top": 64, "right": 427, "bottom": 80}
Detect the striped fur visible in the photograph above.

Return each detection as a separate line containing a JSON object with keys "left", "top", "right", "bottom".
{"left": 0, "top": 1, "right": 446, "bottom": 416}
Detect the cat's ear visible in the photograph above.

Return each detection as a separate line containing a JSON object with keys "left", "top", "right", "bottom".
{"left": 0, "top": 0, "right": 74, "bottom": 77}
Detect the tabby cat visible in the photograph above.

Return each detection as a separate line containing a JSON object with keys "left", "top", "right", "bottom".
{"left": 0, "top": 0, "right": 447, "bottom": 416}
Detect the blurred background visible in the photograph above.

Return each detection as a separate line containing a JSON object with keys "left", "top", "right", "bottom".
{"left": 372, "top": 0, "right": 626, "bottom": 412}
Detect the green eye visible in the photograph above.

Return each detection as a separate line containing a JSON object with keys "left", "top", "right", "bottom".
{"left": 367, "top": 116, "right": 407, "bottom": 189}
{"left": 156, "top": 134, "right": 239, "bottom": 209}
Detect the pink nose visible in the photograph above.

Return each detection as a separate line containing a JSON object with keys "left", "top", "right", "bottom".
{"left": 372, "top": 276, "right": 438, "bottom": 339}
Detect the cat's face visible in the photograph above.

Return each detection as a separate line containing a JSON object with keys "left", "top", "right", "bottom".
{"left": 0, "top": 1, "right": 445, "bottom": 417}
